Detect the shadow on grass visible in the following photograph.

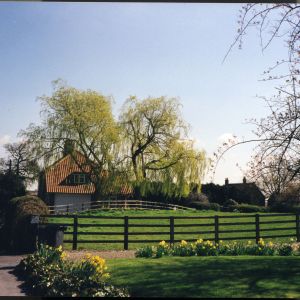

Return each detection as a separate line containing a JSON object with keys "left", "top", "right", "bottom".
{"left": 108, "top": 257, "right": 300, "bottom": 298}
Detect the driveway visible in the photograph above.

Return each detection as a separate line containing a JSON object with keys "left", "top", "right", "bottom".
{"left": 0, "top": 255, "right": 26, "bottom": 296}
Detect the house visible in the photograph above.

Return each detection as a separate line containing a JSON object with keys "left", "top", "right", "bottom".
{"left": 38, "top": 151, "right": 95, "bottom": 213}
{"left": 223, "top": 177, "right": 265, "bottom": 206}
{"left": 201, "top": 177, "right": 265, "bottom": 206}
{"left": 38, "top": 151, "right": 132, "bottom": 213}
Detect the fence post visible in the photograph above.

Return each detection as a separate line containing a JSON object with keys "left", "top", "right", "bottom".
{"left": 255, "top": 214, "right": 260, "bottom": 244}
{"left": 296, "top": 214, "right": 300, "bottom": 242}
{"left": 124, "top": 216, "right": 129, "bottom": 250}
{"left": 214, "top": 215, "right": 219, "bottom": 244}
{"left": 72, "top": 216, "right": 78, "bottom": 250}
{"left": 170, "top": 216, "right": 175, "bottom": 245}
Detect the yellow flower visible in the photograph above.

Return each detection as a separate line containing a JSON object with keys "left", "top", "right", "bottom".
{"left": 159, "top": 241, "right": 167, "bottom": 247}
{"left": 60, "top": 251, "right": 68, "bottom": 260}
{"left": 180, "top": 240, "right": 187, "bottom": 246}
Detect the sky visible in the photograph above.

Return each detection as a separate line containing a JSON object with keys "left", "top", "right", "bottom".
{"left": 0, "top": 2, "right": 288, "bottom": 188}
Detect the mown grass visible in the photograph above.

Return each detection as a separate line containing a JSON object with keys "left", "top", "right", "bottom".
{"left": 106, "top": 256, "right": 300, "bottom": 298}
{"left": 46, "top": 209, "right": 298, "bottom": 250}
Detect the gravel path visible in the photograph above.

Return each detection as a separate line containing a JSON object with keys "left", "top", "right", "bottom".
{"left": 0, "top": 255, "right": 27, "bottom": 296}
{"left": 65, "top": 250, "right": 136, "bottom": 261}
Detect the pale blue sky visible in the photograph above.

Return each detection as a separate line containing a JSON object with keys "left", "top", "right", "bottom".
{"left": 0, "top": 2, "right": 288, "bottom": 186}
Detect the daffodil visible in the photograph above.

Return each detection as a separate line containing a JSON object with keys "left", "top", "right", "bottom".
{"left": 180, "top": 240, "right": 187, "bottom": 246}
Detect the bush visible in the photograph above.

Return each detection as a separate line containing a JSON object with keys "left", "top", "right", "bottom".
{"left": 135, "top": 245, "right": 155, "bottom": 258}
{"left": 209, "top": 203, "right": 221, "bottom": 211}
{"left": 186, "top": 192, "right": 209, "bottom": 203}
{"left": 4, "top": 195, "right": 49, "bottom": 252}
{"left": 224, "top": 199, "right": 239, "bottom": 207}
{"left": 16, "top": 244, "right": 129, "bottom": 297}
{"left": 187, "top": 201, "right": 211, "bottom": 210}
{"left": 187, "top": 201, "right": 220, "bottom": 211}
{"left": 277, "top": 243, "right": 294, "bottom": 256}
{"left": 135, "top": 238, "right": 299, "bottom": 258}
{"left": 171, "top": 240, "right": 195, "bottom": 257}
{"left": 269, "top": 184, "right": 300, "bottom": 213}
{"left": 232, "top": 204, "right": 268, "bottom": 213}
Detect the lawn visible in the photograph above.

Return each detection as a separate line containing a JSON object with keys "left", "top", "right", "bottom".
{"left": 46, "top": 209, "right": 298, "bottom": 250}
{"left": 106, "top": 256, "right": 300, "bottom": 298}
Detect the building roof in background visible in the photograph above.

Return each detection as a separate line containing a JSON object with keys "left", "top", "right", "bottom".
{"left": 45, "top": 152, "right": 95, "bottom": 194}
{"left": 44, "top": 151, "right": 133, "bottom": 195}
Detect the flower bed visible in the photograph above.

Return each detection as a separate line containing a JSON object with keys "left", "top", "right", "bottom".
{"left": 15, "top": 244, "right": 129, "bottom": 297}
{"left": 135, "top": 238, "right": 300, "bottom": 258}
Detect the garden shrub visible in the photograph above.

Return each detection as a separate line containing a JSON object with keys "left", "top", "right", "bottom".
{"left": 209, "top": 203, "right": 221, "bottom": 211}
{"left": 16, "top": 244, "right": 129, "bottom": 297}
{"left": 277, "top": 243, "right": 294, "bottom": 256}
{"left": 187, "top": 201, "right": 211, "bottom": 210}
{"left": 5, "top": 195, "right": 49, "bottom": 252}
{"left": 135, "top": 238, "right": 299, "bottom": 258}
{"left": 224, "top": 199, "right": 239, "bottom": 207}
{"left": 194, "top": 239, "right": 218, "bottom": 256}
{"left": 186, "top": 192, "right": 209, "bottom": 204}
{"left": 171, "top": 240, "right": 194, "bottom": 256}
{"left": 155, "top": 240, "right": 170, "bottom": 258}
{"left": 135, "top": 245, "right": 155, "bottom": 258}
{"left": 232, "top": 204, "right": 268, "bottom": 213}
{"left": 268, "top": 184, "right": 300, "bottom": 213}
{"left": 187, "top": 201, "right": 220, "bottom": 211}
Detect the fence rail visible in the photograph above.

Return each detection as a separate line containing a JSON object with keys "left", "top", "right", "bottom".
{"left": 36, "top": 213, "right": 300, "bottom": 250}
{"left": 47, "top": 200, "right": 195, "bottom": 214}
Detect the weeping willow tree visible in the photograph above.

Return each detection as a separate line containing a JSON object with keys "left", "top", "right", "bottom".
{"left": 20, "top": 79, "right": 121, "bottom": 199}
{"left": 119, "top": 95, "right": 207, "bottom": 201}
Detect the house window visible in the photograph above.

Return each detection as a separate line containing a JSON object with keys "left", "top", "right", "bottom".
{"left": 66, "top": 173, "right": 90, "bottom": 185}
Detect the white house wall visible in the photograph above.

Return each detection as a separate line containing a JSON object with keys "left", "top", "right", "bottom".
{"left": 54, "top": 193, "right": 91, "bottom": 213}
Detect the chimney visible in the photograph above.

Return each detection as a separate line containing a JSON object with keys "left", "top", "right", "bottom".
{"left": 243, "top": 176, "right": 246, "bottom": 184}
{"left": 225, "top": 178, "right": 229, "bottom": 185}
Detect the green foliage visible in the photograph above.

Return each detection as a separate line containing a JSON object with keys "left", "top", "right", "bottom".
{"left": 172, "top": 240, "right": 195, "bottom": 257}
{"left": 0, "top": 172, "right": 26, "bottom": 214}
{"left": 224, "top": 199, "right": 239, "bottom": 207}
{"left": 201, "top": 183, "right": 265, "bottom": 206}
{"left": 135, "top": 245, "right": 154, "bottom": 258}
{"left": 187, "top": 201, "right": 220, "bottom": 211}
{"left": 21, "top": 79, "right": 120, "bottom": 198}
{"left": 209, "top": 203, "right": 221, "bottom": 211}
{"left": 5, "top": 195, "right": 49, "bottom": 252}
{"left": 135, "top": 238, "right": 299, "bottom": 258}
{"left": 133, "top": 180, "right": 185, "bottom": 203}
{"left": 268, "top": 185, "right": 300, "bottom": 213}
{"left": 16, "top": 244, "right": 129, "bottom": 297}
{"left": 232, "top": 204, "right": 269, "bottom": 213}
{"left": 277, "top": 243, "right": 294, "bottom": 256}
{"left": 119, "top": 95, "right": 207, "bottom": 198}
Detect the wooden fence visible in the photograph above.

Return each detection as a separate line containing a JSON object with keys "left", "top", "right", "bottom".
{"left": 37, "top": 213, "right": 300, "bottom": 250}
{"left": 47, "top": 200, "right": 195, "bottom": 214}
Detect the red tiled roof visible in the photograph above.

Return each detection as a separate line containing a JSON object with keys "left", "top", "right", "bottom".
{"left": 45, "top": 151, "right": 133, "bottom": 195}
{"left": 45, "top": 152, "right": 95, "bottom": 194}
